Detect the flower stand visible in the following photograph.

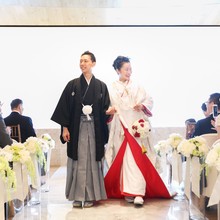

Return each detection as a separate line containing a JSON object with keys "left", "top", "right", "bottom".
{"left": 12, "top": 162, "right": 29, "bottom": 213}
{"left": 41, "top": 148, "right": 52, "bottom": 192}
{"left": 28, "top": 155, "right": 41, "bottom": 206}
{"left": 189, "top": 157, "right": 207, "bottom": 220}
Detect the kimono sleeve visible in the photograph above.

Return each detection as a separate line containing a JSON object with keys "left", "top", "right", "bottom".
{"left": 102, "top": 83, "right": 111, "bottom": 117}
{"left": 51, "top": 80, "right": 74, "bottom": 127}
{"left": 137, "top": 86, "right": 153, "bottom": 117}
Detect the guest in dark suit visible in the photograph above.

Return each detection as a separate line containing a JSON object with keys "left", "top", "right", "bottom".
{"left": 4, "top": 99, "right": 36, "bottom": 212}
{"left": 4, "top": 98, "right": 36, "bottom": 143}
{"left": 0, "top": 101, "right": 13, "bottom": 148}
{"left": 201, "top": 102, "right": 210, "bottom": 118}
{"left": 193, "top": 93, "right": 220, "bottom": 137}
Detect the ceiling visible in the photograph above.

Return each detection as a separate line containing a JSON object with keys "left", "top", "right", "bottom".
{"left": 0, "top": 0, "right": 220, "bottom": 25}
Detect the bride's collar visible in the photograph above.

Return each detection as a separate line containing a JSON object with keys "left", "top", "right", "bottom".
{"left": 117, "top": 79, "right": 130, "bottom": 85}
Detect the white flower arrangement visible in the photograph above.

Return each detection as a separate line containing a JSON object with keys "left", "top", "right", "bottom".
{"left": 40, "top": 133, "right": 55, "bottom": 151}
{"left": 205, "top": 142, "right": 220, "bottom": 171}
{"left": 38, "top": 138, "right": 50, "bottom": 153}
{"left": 177, "top": 139, "right": 195, "bottom": 157}
{"left": 24, "top": 137, "right": 46, "bottom": 169}
{"left": 131, "top": 119, "right": 150, "bottom": 139}
{"left": 3, "top": 143, "right": 35, "bottom": 181}
{"left": 4, "top": 143, "right": 31, "bottom": 164}
{"left": 0, "top": 155, "right": 16, "bottom": 195}
{"left": 0, "top": 148, "right": 13, "bottom": 161}
{"left": 167, "top": 133, "right": 183, "bottom": 151}
{"left": 177, "top": 136, "right": 209, "bottom": 158}
{"left": 190, "top": 136, "right": 209, "bottom": 157}
{"left": 154, "top": 140, "right": 172, "bottom": 157}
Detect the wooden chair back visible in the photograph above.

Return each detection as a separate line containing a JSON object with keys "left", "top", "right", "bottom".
{"left": 10, "top": 124, "right": 21, "bottom": 142}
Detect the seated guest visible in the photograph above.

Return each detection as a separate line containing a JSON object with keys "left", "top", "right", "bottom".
{"left": 213, "top": 114, "right": 220, "bottom": 139}
{"left": 185, "top": 118, "right": 196, "bottom": 139}
{"left": 4, "top": 98, "right": 36, "bottom": 143}
{"left": 0, "top": 102, "right": 14, "bottom": 219}
{"left": 193, "top": 93, "right": 220, "bottom": 137}
{"left": 4, "top": 99, "right": 36, "bottom": 213}
{"left": 0, "top": 101, "right": 13, "bottom": 148}
{"left": 215, "top": 115, "right": 220, "bottom": 139}
{"left": 201, "top": 102, "right": 210, "bottom": 118}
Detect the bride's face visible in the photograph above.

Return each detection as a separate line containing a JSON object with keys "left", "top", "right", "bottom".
{"left": 117, "top": 62, "right": 132, "bottom": 82}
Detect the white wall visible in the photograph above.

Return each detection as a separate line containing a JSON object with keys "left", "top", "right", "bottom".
{"left": 0, "top": 26, "right": 219, "bottom": 129}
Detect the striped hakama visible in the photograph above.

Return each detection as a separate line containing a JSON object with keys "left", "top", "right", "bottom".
{"left": 65, "top": 116, "right": 107, "bottom": 202}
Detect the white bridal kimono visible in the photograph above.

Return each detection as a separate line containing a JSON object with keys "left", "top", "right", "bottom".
{"left": 105, "top": 79, "right": 156, "bottom": 197}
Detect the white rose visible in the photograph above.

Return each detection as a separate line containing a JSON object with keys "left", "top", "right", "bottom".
{"left": 0, "top": 149, "right": 13, "bottom": 161}
{"left": 38, "top": 139, "right": 49, "bottom": 152}
{"left": 19, "top": 149, "right": 31, "bottom": 164}
{"left": 167, "top": 133, "right": 183, "bottom": 149}
{"left": 198, "top": 143, "right": 209, "bottom": 155}
{"left": 177, "top": 139, "right": 195, "bottom": 157}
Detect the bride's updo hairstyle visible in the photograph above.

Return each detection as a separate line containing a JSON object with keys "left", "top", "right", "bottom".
{"left": 112, "top": 56, "right": 130, "bottom": 71}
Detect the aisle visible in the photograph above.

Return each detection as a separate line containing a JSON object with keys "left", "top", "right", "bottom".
{"left": 12, "top": 166, "right": 191, "bottom": 220}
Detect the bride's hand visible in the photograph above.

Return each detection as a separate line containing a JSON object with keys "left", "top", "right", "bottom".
{"left": 133, "top": 104, "right": 143, "bottom": 112}
{"left": 106, "top": 106, "right": 117, "bottom": 115}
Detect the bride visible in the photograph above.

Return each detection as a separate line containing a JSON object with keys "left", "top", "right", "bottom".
{"left": 105, "top": 56, "right": 171, "bottom": 206}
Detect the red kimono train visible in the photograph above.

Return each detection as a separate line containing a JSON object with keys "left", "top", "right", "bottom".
{"left": 104, "top": 125, "right": 171, "bottom": 199}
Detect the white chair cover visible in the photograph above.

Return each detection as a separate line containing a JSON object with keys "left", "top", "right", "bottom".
{"left": 0, "top": 177, "right": 5, "bottom": 220}
{"left": 200, "top": 134, "right": 219, "bottom": 198}
{"left": 200, "top": 133, "right": 219, "bottom": 149}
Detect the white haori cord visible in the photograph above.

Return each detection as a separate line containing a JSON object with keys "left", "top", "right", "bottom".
{"left": 82, "top": 104, "right": 93, "bottom": 120}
